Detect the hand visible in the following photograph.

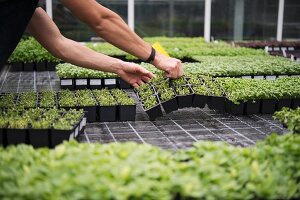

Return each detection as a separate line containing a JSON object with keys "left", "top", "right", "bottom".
{"left": 152, "top": 53, "right": 183, "bottom": 79}
{"left": 117, "top": 61, "right": 155, "bottom": 88}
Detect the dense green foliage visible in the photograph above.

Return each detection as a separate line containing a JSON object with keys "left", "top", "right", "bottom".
{"left": 8, "top": 37, "right": 60, "bottom": 63}
{"left": 274, "top": 107, "right": 300, "bottom": 133}
{"left": 0, "top": 133, "right": 299, "bottom": 199}
{"left": 0, "top": 108, "right": 83, "bottom": 130}
{"left": 217, "top": 77, "right": 300, "bottom": 104}
{"left": 56, "top": 63, "right": 117, "bottom": 79}
{"left": 188, "top": 56, "right": 300, "bottom": 76}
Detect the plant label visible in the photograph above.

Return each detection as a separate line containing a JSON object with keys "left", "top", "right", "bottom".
{"left": 291, "top": 75, "right": 300, "bottom": 77}
{"left": 76, "top": 79, "right": 87, "bottom": 86}
{"left": 265, "top": 76, "right": 276, "bottom": 80}
{"left": 90, "top": 79, "right": 101, "bottom": 86}
{"left": 273, "top": 47, "right": 280, "bottom": 51}
{"left": 74, "top": 126, "right": 79, "bottom": 137}
{"left": 80, "top": 117, "right": 87, "bottom": 130}
{"left": 281, "top": 47, "right": 287, "bottom": 51}
{"left": 278, "top": 75, "right": 288, "bottom": 78}
{"left": 61, "top": 79, "right": 72, "bottom": 86}
{"left": 288, "top": 47, "right": 295, "bottom": 51}
{"left": 254, "top": 76, "right": 264, "bottom": 80}
{"left": 69, "top": 132, "right": 75, "bottom": 140}
{"left": 242, "top": 76, "right": 252, "bottom": 79}
{"left": 104, "top": 79, "right": 116, "bottom": 85}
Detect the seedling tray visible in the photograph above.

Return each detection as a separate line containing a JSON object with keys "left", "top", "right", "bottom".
{"left": 276, "top": 99, "right": 292, "bottom": 111}
{"left": 47, "top": 62, "right": 59, "bottom": 71}
{"left": 245, "top": 100, "right": 261, "bottom": 114}
{"left": 35, "top": 62, "right": 47, "bottom": 71}
{"left": 6, "top": 129, "right": 27, "bottom": 145}
{"left": 51, "top": 128, "right": 75, "bottom": 148}
{"left": 292, "top": 99, "right": 300, "bottom": 109}
{"left": 0, "top": 128, "right": 5, "bottom": 146}
{"left": 89, "top": 79, "right": 102, "bottom": 89}
{"left": 28, "top": 129, "right": 49, "bottom": 148}
{"left": 75, "top": 79, "right": 88, "bottom": 90}
{"left": 161, "top": 97, "right": 178, "bottom": 114}
{"left": 60, "top": 78, "right": 74, "bottom": 90}
{"left": 118, "top": 105, "right": 136, "bottom": 121}
{"left": 81, "top": 106, "right": 97, "bottom": 123}
{"left": 225, "top": 100, "right": 245, "bottom": 115}
{"left": 261, "top": 99, "right": 276, "bottom": 114}
{"left": 10, "top": 62, "right": 23, "bottom": 71}
{"left": 99, "top": 106, "right": 117, "bottom": 122}
{"left": 23, "top": 63, "right": 35, "bottom": 71}
{"left": 208, "top": 96, "right": 226, "bottom": 111}
{"left": 119, "top": 78, "right": 131, "bottom": 89}
{"left": 177, "top": 94, "right": 193, "bottom": 108}
{"left": 144, "top": 104, "right": 163, "bottom": 121}
{"left": 192, "top": 94, "right": 207, "bottom": 108}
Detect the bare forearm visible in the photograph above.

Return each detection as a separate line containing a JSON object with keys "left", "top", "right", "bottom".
{"left": 57, "top": 38, "right": 122, "bottom": 74}
{"left": 60, "top": 0, "right": 152, "bottom": 61}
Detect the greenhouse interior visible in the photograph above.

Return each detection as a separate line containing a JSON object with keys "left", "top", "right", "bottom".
{"left": 0, "top": 0, "right": 299, "bottom": 199}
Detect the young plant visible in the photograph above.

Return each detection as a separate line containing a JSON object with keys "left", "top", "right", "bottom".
{"left": 59, "top": 90, "right": 77, "bottom": 107}
{"left": 159, "top": 88, "right": 176, "bottom": 102}
{"left": 39, "top": 90, "right": 56, "bottom": 108}
{"left": 111, "top": 89, "right": 135, "bottom": 105}
{"left": 93, "top": 89, "right": 117, "bottom": 106}
{"left": 175, "top": 85, "right": 191, "bottom": 96}
{"left": 75, "top": 90, "right": 96, "bottom": 107}
{"left": 18, "top": 91, "right": 37, "bottom": 108}
{"left": 143, "top": 95, "right": 158, "bottom": 110}
{"left": 0, "top": 93, "right": 16, "bottom": 109}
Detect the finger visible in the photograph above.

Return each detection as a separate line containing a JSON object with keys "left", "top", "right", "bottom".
{"left": 132, "top": 83, "right": 139, "bottom": 88}
{"left": 142, "top": 76, "right": 150, "bottom": 83}
{"left": 137, "top": 80, "right": 144, "bottom": 86}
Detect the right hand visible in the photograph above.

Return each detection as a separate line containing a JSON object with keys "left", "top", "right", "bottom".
{"left": 116, "top": 61, "right": 155, "bottom": 88}
{"left": 152, "top": 53, "right": 183, "bottom": 79}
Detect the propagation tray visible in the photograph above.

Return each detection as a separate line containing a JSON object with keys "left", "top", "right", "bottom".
{"left": 0, "top": 68, "right": 288, "bottom": 150}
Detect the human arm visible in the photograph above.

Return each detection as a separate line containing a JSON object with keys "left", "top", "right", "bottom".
{"left": 60, "top": 0, "right": 183, "bottom": 78}
{"left": 26, "top": 8, "right": 154, "bottom": 87}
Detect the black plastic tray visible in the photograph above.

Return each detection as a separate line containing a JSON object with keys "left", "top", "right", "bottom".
{"left": 192, "top": 94, "right": 207, "bottom": 108}
{"left": 245, "top": 100, "right": 261, "bottom": 115}
{"left": 161, "top": 97, "right": 178, "bottom": 114}
{"left": 276, "top": 99, "right": 292, "bottom": 111}
{"left": 28, "top": 129, "right": 50, "bottom": 148}
{"left": 225, "top": 100, "right": 245, "bottom": 115}
{"left": 208, "top": 96, "right": 226, "bottom": 111}
{"left": 35, "top": 62, "right": 47, "bottom": 71}
{"left": 6, "top": 129, "right": 27, "bottom": 145}
{"left": 99, "top": 106, "right": 117, "bottom": 122}
{"left": 118, "top": 105, "right": 136, "bottom": 121}
{"left": 144, "top": 104, "right": 163, "bottom": 121}
{"left": 177, "top": 94, "right": 193, "bottom": 108}
{"left": 261, "top": 99, "right": 276, "bottom": 114}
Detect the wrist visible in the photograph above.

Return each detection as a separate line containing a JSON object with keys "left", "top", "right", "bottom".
{"left": 110, "top": 59, "right": 124, "bottom": 75}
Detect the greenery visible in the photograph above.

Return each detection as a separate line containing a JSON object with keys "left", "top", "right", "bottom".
{"left": 59, "top": 90, "right": 77, "bottom": 108}
{"left": 39, "top": 90, "right": 56, "bottom": 108}
{"left": 159, "top": 88, "right": 176, "bottom": 102}
{"left": 111, "top": 89, "right": 135, "bottom": 106}
{"left": 274, "top": 107, "right": 300, "bottom": 133}
{"left": 18, "top": 91, "right": 36, "bottom": 108}
{"left": 0, "top": 133, "right": 299, "bottom": 199}
{"left": 218, "top": 77, "right": 300, "bottom": 104}
{"left": 93, "top": 89, "right": 117, "bottom": 106}
{"left": 175, "top": 85, "right": 192, "bottom": 96}
{"left": 188, "top": 56, "right": 300, "bottom": 77}
{"left": 8, "top": 37, "right": 60, "bottom": 63}
{"left": 0, "top": 93, "right": 16, "bottom": 108}
{"left": 56, "top": 63, "right": 117, "bottom": 79}
{"left": 143, "top": 95, "right": 158, "bottom": 110}
{"left": 75, "top": 90, "right": 97, "bottom": 107}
